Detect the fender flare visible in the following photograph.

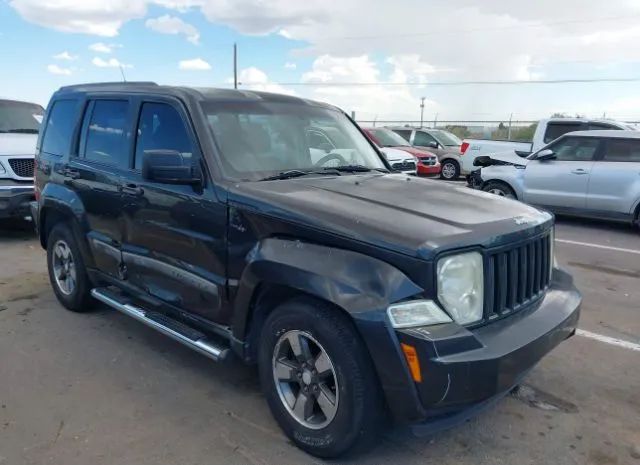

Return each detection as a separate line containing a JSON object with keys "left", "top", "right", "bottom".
{"left": 231, "top": 237, "right": 424, "bottom": 342}
{"left": 38, "top": 183, "right": 94, "bottom": 266}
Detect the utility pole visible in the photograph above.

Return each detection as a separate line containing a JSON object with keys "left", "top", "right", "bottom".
{"left": 507, "top": 113, "right": 513, "bottom": 140}
{"left": 433, "top": 113, "right": 438, "bottom": 128}
{"left": 233, "top": 42, "right": 238, "bottom": 89}
{"left": 419, "top": 97, "right": 425, "bottom": 128}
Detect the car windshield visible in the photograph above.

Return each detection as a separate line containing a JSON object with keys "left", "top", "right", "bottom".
{"left": 432, "top": 130, "right": 462, "bottom": 146}
{"left": 368, "top": 128, "right": 411, "bottom": 147}
{"left": 0, "top": 100, "right": 44, "bottom": 134}
{"left": 202, "top": 100, "right": 386, "bottom": 181}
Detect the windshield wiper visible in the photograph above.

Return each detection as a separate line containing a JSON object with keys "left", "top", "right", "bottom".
{"left": 259, "top": 169, "right": 341, "bottom": 181}
{"left": 325, "top": 165, "right": 388, "bottom": 173}
{"left": 6, "top": 129, "right": 39, "bottom": 134}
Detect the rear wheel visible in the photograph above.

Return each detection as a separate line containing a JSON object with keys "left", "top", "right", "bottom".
{"left": 440, "top": 159, "right": 460, "bottom": 180}
{"left": 46, "top": 223, "right": 94, "bottom": 312}
{"left": 258, "top": 297, "right": 384, "bottom": 458}
{"left": 483, "top": 181, "right": 517, "bottom": 199}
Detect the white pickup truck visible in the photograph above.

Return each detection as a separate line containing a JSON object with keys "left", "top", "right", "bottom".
{"left": 460, "top": 118, "right": 636, "bottom": 174}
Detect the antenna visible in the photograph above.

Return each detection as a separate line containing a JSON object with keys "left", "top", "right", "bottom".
{"left": 119, "top": 65, "right": 127, "bottom": 82}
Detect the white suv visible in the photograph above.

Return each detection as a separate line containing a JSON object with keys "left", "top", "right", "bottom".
{"left": 0, "top": 99, "right": 43, "bottom": 220}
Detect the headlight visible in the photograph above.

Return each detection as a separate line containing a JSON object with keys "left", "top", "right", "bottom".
{"left": 437, "top": 251, "right": 484, "bottom": 324}
{"left": 387, "top": 300, "right": 452, "bottom": 328}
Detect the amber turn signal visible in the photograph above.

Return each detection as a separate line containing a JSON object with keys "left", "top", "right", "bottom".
{"left": 400, "top": 343, "right": 422, "bottom": 383}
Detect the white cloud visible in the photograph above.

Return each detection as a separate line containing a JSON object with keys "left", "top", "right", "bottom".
{"left": 145, "top": 14, "right": 200, "bottom": 44}
{"left": 92, "top": 57, "right": 132, "bottom": 68}
{"left": 178, "top": 57, "right": 212, "bottom": 70}
{"left": 10, "top": 0, "right": 147, "bottom": 36}
{"left": 284, "top": 62, "right": 297, "bottom": 70}
{"left": 47, "top": 64, "right": 72, "bottom": 75}
{"left": 89, "top": 42, "right": 118, "bottom": 53}
{"left": 238, "top": 67, "right": 296, "bottom": 95}
{"left": 52, "top": 51, "right": 77, "bottom": 61}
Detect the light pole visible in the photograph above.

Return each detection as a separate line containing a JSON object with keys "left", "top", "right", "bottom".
{"left": 419, "top": 97, "right": 425, "bottom": 128}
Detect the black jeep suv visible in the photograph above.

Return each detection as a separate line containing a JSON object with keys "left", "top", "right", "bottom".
{"left": 32, "top": 82, "right": 581, "bottom": 458}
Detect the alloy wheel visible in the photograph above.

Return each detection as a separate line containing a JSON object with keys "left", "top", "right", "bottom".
{"left": 442, "top": 162, "right": 457, "bottom": 179}
{"left": 272, "top": 330, "right": 339, "bottom": 429}
{"left": 52, "top": 239, "right": 77, "bottom": 295}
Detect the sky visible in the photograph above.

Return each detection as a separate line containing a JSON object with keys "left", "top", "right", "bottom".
{"left": 2, "top": 0, "right": 640, "bottom": 123}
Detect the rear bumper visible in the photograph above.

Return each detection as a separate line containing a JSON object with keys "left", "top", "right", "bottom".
{"left": 0, "top": 185, "right": 34, "bottom": 219}
{"left": 354, "top": 268, "right": 581, "bottom": 427}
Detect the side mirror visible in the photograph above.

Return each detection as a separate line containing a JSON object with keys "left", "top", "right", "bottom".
{"left": 428, "top": 141, "right": 439, "bottom": 149}
{"left": 535, "top": 149, "right": 556, "bottom": 161}
{"left": 142, "top": 150, "right": 202, "bottom": 185}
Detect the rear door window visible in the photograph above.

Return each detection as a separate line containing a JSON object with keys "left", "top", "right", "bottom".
{"left": 83, "top": 100, "right": 130, "bottom": 167}
{"left": 543, "top": 122, "right": 584, "bottom": 143}
{"left": 392, "top": 129, "right": 412, "bottom": 142}
{"left": 134, "top": 102, "right": 194, "bottom": 170}
{"left": 41, "top": 100, "right": 79, "bottom": 156}
{"left": 602, "top": 139, "right": 640, "bottom": 162}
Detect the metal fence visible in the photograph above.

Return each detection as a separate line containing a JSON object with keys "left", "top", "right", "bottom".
{"left": 356, "top": 119, "right": 640, "bottom": 142}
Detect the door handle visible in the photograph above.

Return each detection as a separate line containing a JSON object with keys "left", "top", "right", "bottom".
{"left": 571, "top": 169, "right": 588, "bottom": 175}
{"left": 120, "top": 183, "right": 144, "bottom": 196}
{"left": 62, "top": 168, "right": 80, "bottom": 179}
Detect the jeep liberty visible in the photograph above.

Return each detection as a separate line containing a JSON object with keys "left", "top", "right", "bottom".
{"left": 32, "top": 83, "right": 581, "bottom": 458}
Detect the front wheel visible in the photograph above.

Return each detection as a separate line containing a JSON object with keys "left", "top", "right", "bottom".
{"left": 483, "top": 180, "right": 517, "bottom": 199}
{"left": 440, "top": 159, "right": 460, "bottom": 180}
{"left": 258, "top": 297, "right": 384, "bottom": 458}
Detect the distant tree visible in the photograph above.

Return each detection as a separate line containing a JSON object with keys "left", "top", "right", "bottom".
{"left": 510, "top": 123, "right": 538, "bottom": 142}
{"left": 444, "top": 125, "right": 471, "bottom": 138}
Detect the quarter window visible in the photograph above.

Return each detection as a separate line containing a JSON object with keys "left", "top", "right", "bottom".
{"left": 603, "top": 139, "right": 640, "bottom": 162}
{"left": 135, "top": 103, "right": 193, "bottom": 170}
{"left": 84, "top": 100, "right": 130, "bottom": 167}
{"left": 41, "top": 100, "right": 79, "bottom": 156}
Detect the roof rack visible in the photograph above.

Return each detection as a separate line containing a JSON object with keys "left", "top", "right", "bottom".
{"left": 58, "top": 82, "right": 158, "bottom": 92}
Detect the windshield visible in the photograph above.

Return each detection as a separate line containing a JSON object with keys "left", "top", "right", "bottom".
{"left": 432, "top": 130, "right": 462, "bottom": 146}
{"left": 202, "top": 100, "right": 386, "bottom": 181}
{"left": 0, "top": 100, "right": 44, "bottom": 134}
{"left": 368, "top": 128, "right": 410, "bottom": 147}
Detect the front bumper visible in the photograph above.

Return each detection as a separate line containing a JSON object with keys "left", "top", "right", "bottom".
{"left": 467, "top": 168, "right": 483, "bottom": 189}
{"left": 354, "top": 268, "right": 581, "bottom": 427}
{"left": 417, "top": 164, "right": 441, "bottom": 177}
{"left": 0, "top": 185, "right": 35, "bottom": 219}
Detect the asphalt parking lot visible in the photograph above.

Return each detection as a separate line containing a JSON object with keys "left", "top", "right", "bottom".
{"left": 1, "top": 216, "right": 639, "bottom": 465}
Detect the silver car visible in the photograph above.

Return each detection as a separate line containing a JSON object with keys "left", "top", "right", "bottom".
{"left": 472, "top": 130, "right": 640, "bottom": 226}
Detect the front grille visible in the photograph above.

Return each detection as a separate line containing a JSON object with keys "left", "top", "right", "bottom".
{"left": 484, "top": 231, "right": 552, "bottom": 320}
{"left": 419, "top": 157, "right": 437, "bottom": 166}
{"left": 392, "top": 161, "right": 416, "bottom": 171}
{"left": 8, "top": 158, "right": 34, "bottom": 178}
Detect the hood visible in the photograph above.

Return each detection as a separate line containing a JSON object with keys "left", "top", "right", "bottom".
{"left": 475, "top": 150, "right": 530, "bottom": 168}
{"left": 390, "top": 146, "right": 436, "bottom": 158}
{"left": 230, "top": 174, "right": 552, "bottom": 259}
{"left": 381, "top": 147, "right": 414, "bottom": 162}
{"left": 0, "top": 133, "right": 38, "bottom": 156}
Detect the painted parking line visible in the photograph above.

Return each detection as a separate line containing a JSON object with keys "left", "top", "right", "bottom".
{"left": 555, "top": 238, "right": 640, "bottom": 256}
{"left": 576, "top": 329, "right": 640, "bottom": 352}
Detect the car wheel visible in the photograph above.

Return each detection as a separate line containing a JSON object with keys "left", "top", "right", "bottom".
{"left": 258, "top": 297, "right": 384, "bottom": 458}
{"left": 440, "top": 159, "right": 460, "bottom": 180}
{"left": 483, "top": 181, "right": 517, "bottom": 200}
{"left": 46, "top": 222, "right": 94, "bottom": 312}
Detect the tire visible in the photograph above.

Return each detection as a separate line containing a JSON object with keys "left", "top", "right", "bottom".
{"left": 483, "top": 180, "right": 517, "bottom": 200}
{"left": 46, "top": 222, "right": 94, "bottom": 312}
{"left": 258, "top": 297, "right": 384, "bottom": 458}
{"left": 440, "top": 159, "right": 460, "bottom": 180}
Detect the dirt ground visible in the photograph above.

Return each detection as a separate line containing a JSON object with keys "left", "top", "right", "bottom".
{"left": 1, "top": 218, "right": 639, "bottom": 465}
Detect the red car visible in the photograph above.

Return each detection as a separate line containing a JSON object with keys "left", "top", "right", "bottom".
{"left": 362, "top": 127, "right": 441, "bottom": 176}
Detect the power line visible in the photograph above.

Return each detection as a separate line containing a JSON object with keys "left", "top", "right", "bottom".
{"left": 308, "top": 14, "right": 640, "bottom": 41}
{"left": 240, "top": 77, "right": 640, "bottom": 87}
